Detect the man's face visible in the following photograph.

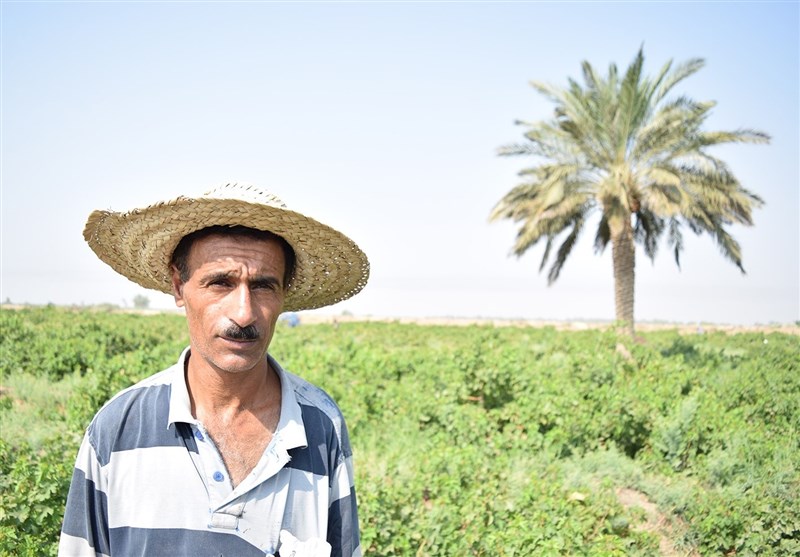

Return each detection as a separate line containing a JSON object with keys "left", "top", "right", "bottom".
{"left": 171, "top": 233, "right": 287, "bottom": 375}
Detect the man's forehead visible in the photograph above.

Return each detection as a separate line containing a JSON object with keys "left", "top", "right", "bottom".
{"left": 187, "top": 234, "right": 286, "bottom": 268}
{"left": 189, "top": 232, "right": 284, "bottom": 252}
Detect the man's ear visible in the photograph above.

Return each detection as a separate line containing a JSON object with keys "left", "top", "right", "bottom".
{"left": 170, "top": 265, "right": 186, "bottom": 308}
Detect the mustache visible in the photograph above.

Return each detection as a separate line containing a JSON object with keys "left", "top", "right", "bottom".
{"left": 222, "top": 323, "right": 260, "bottom": 341}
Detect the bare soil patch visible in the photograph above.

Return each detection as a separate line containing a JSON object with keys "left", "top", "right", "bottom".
{"left": 616, "top": 487, "right": 699, "bottom": 557}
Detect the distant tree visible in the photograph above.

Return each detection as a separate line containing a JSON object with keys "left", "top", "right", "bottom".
{"left": 490, "top": 48, "right": 768, "bottom": 336}
{"left": 132, "top": 294, "right": 150, "bottom": 310}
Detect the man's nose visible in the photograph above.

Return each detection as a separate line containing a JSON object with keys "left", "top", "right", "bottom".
{"left": 229, "top": 284, "right": 257, "bottom": 327}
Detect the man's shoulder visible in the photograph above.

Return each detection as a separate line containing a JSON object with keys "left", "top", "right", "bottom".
{"left": 84, "top": 358, "right": 183, "bottom": 462}
{"left": 283, "top": 370, "right": 345, "bottom": 421}
{"left": 95, "top": 363, "right": 177, "bottom": 418}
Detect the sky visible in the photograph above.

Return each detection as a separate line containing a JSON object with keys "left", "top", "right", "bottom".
{"left": 2, "top": 1, "right": 798, "bottom": 326}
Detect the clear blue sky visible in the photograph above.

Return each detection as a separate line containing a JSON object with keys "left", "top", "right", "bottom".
{"left": 2, "top": 1, "right": 798, "bottom": 325}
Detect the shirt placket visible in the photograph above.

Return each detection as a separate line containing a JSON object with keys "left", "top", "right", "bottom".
{"left": 190, "top": 423, "right": 246, "bottom": 531}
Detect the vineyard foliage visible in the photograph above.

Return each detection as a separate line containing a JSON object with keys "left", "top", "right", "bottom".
{"left": 0, "top": 307, "right": 798, "bottom": 556}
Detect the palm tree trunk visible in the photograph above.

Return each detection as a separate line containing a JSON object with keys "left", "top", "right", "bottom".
{"left": 612, "top": 217, "right": 636, "bottom": 337}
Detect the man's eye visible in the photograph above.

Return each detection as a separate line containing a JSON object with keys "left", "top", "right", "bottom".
{"left": 253, "top": 282, "right": 277, "bottom": 291}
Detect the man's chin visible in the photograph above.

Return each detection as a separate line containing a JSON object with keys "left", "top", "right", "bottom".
{"left": 211, "top": 350, "right": 268, "bottom": 375}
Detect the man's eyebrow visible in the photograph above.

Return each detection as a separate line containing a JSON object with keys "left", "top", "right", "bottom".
{"left": 250, "top": 275, "right": 282, "bottom": 289}
{"left": 199, "top": 271, "right": 237, "bottom": 285}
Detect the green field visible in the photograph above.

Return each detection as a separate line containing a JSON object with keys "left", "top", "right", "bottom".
{"left": 1, "top": 307, "right": 798, "bottom": 556}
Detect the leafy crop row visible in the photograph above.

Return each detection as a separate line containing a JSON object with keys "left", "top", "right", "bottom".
{"left": 0, "top": 308, "right": 798, "bottom": 555}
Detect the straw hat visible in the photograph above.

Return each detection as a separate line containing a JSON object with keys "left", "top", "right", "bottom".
{"left": 83, "top": 183, "right": 370, "bottom": 312}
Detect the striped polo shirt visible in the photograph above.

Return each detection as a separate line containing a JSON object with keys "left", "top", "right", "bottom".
{"left": 59, "top": 349, "right": 361, "bottom": 557}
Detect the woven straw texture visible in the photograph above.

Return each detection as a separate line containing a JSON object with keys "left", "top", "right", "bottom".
{"left": 83, "top": 184, "right": 370, "bottom": 312}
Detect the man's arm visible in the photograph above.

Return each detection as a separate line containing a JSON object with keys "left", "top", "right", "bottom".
{"left": 327, "top": 419, "right": 361, "bottom": 557}
{"left": 59, "top": 432, "right": 111, "bottom": 557}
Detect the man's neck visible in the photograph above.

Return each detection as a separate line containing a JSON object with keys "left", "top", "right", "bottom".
{"left": 184, "top": 352, "right": 279, "bottom": 418}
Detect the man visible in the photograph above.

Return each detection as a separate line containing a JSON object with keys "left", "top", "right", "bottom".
{"left": 59, "top": 183, "right": 369, "bottom": 557}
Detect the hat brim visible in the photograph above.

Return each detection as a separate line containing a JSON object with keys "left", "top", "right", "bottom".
{"left": 83, "top": 196, "right": 370, "bottom": 312}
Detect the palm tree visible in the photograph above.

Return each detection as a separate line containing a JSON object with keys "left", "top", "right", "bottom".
{"left": 490, "top": 48, "right": 769, "bottom": 336}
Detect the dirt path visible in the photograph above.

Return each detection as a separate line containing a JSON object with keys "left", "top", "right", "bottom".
{"left": 616, "top": 488, "right": 699, "bottom": 557}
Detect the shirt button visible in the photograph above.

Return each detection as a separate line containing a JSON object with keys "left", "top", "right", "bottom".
{"left": 213, "top": 471, "right": 224, "bottom": 482}
{"left": 195, "top": 430, "right": 204, "bottom": 441}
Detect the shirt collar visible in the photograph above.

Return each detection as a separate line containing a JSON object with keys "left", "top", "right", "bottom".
{"left": 166, "top": 347, "right": 194, "bottom": 426}
{"left": 166, "top": 348, "right": 308, "bottom": 451}
{"left": 268, "top": 353, "right": 308, "bottom": 451}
